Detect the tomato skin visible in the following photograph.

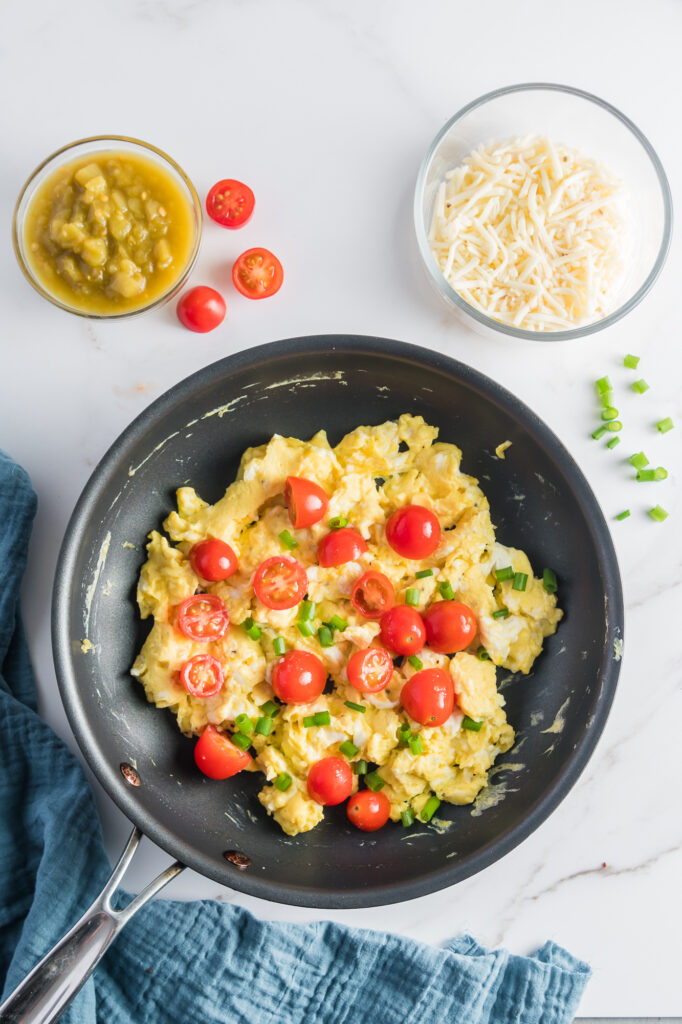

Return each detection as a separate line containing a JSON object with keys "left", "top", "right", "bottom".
{"left": 379, "top": 606, "right": 426, "bottom": 656}
{"left": 424, "top": 601, "right": 477, "bottom": 654}
{"left": 346, "top": 647, "right": 394, "bottom": 693}
{"left": 179, "top": 655, "right": 224, "bottom": 698}
{"left": 272, "top": 650, "right": 327, "bottom": 704}
{"left": 350, "top": 571, "right": 395, "bottom": 620}
{"left": 318, "top": 527, "right": 367, "bottom": 568}
{"left": 347, "top": 789, "right": 391, "bottom": 831}
{"left": 194, "top": 725, "right": 251, "bottom": 779}
{"left": 232, "top": 247, "right": 283, "bottom": 299}
{"left": 190, "top": 538, "right": 238, "bottom": 582}
{"left": 307, "top": 757, "right": 353, "bottom": 805}
{"left": 385, "top": 505, "right": 441, "bottom": 559}
{"left": 176, "top": 286, "right": 226, "bottom": 333}
{"left": 177, "top": 594, "right": 229, "bottom": 641}
{"left": 401, "top": 668, "right": 455, "bottom": 727}
{"left": 206, "top": 179, "right": 255, "bottom": 228}
{"left": 253, "top": 556, "right": 307, "bottom": 610}
{"left": 285, "top": 476, "right": 329, "bottom": 529}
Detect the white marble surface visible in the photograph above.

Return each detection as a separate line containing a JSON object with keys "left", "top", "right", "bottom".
{"left": 2, "top": 0, "right": 681, "bottom": 1017}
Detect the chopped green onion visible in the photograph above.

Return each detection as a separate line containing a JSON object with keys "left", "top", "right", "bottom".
{"left": 303, "top": 715, "right": 316, "bottom": 727}
{"left": 405, "top": 588, "right": 420, "bottom": 606}
{"left": 438, "top": 581, "right": 455, "bottom": 600}
{"left": 273, "top": 637, "right": 286, "bottom": 656}
{"left": 279, "top": 529, "right": 298, "bottom": 550}
{"left": 492, "top": 607, "right": 509, "bottom": 619}
{"left": 657, "top": 417, "right": 674, "bottom": 434}
{"left": 261, "top": 700, "right": 279, "bottom": 717}
{"left": 607, "top": 420, "right": 622, "bottom": 432}
{"left": 624, "top": 354, "right": 640, "bottom": 369}
{"left": 494, "top": 566, "right": 514, "bottom": 582}
{"left": 352, "top": 760, "right": 368, "bottom": 775}
{"left": 636, "top": 469, "right": 656, "bottom": 482}
{"left": 318, "top": 625, "right": 334, "bottom": 648}
{"left": 344, "top": 700, "right": 366, "bottom": 713}
{"left": 401, "top": 808, "right": 415, "bottom": 828}
{"left": 243, "top": 617, "right": 255, "bottom": 629}
{"left": 255, "top": 716, "right": 274, "bottom": 737}
{"left": 328, "top": 614, "right": 348, "bottom": 632}
{"left": 297, "top": 620, "right": 315, "bottom": 637}
{"left": 408, "top": 734, "right": 424, "bottom": 756}
{"left": 615, "top": 510, "right": 631, "bottom": 521}
{"left": 601, "top": 407, "right": 619, "bottom": 421}
{"left": 477, "top": 646, "right": 490, "bottom": 661}
{"left": 246, "top": 623, "right": 262, "bottom": 641}
{"left": 595, "top": 376, "right": 612, "bottom": 394}
{"left": 420, "top": 796, "right": 441, "bottom": 822}
{"left": 415, "top": 569, "right": 433, "bottom": 579}
{"left": 542, "top": 568, "right": 558, "bottom": 593}
{"left": 328, "top": 516, "right": 348, "bottom": 530}
{"left": 632, "top": 379, "right": 649, "bottom": 394}
{"left": 231, "top": 732, "right": 252, "bottom": 751}
{"left": 339, "top": 740, "right": 358, "bottom": 758}
{"left": 274, "top": 772, "right": 292, "bottom": 792}
{"left": 314, "top": 711, "right": 330, "bottom": 726}
{"left": 600, "top": 390, "right": 615, "bottom": 408}
{"left": 397, "top": 724, "right": 411, "bottom": 745}
{"left": 592, "top": 426, "right": 608, "bottom": 440}
{"left": 606, "top": 437, "right": 621, "bottom": 450}
{"left": 299, "top": 600, "right": 315, "bottom": 621}
{"left": 512, "top": 572, "right": 528, "bottom": 592}
{"left": 235, "top": 714, "right": 254, "bottom": 734}
{"left": 630, "top": 452, "right": 649, "bottom": 470}
{"left": 654, "top": 467, "right": 668, "bottom": 480}
{"left": 408, "top": 655, "right": 423, "bottom": 671}
{"left": 648, "top": 505, "right": 669, "bottom": 522}
{"left": 462, "top": 716, "right": 483, "bottom": 732}
{"left": 365, "top": 771, "right": 384, "bottom": 792}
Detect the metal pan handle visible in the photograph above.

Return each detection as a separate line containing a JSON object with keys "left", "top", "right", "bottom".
{"left": 0, "top": 828, "right": 184, "bottom": 1024}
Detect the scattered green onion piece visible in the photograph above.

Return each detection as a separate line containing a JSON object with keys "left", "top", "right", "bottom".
{"left": 606, "top": 437, "right": 621, "bottom": 450}
{"left": 601, "top": 407, "right": 619, "bottom": 421}
{"left": 405, "top": 588, "right": 420, "bottom": 606}
{"left": 636, "top": 469, "right": 656, "bottom": 482}
{"left": 595, "top": 376, "right": 612, "bottom": 394}
{"left": 246, "top": 624, "right": 262, "bottom": 641}
{"left": 592, "top": 426, "right": 608, "bottom": 440}
{"left": 261, "top": 700, "right": 279, "bottom": 717}
{"left": 542, "top": 568, "right": 558, "bottom": 593}
{"left": 623, "top": 354, "right": 640, "bottom": 369}
{"left": 492, "top": 607, "right": 510, "bottom": 619}
{"left": 494, "top": 566, "right": 514, "bottom": 582}
{"left": 615, "top": 510, "right": 631, "bottom": 521}
{"left": 408, "top": 734, "right": 424, "bottom": 756}
{"left": 632, "top": 379, "right": 649, "bottom": 394}
{"left": 462, "top": 716, "right": 483, "bottom": 732}
{"left": 600, "top": 390, "right": 615, "bottom": 408}
{"left": 329, "top": 516, "right": 348, "bottom": 530}
{"left": 243, "top": 617, "right": 255, "bottom": 629}
{"left": 339, "top": 740, "right": 358, "bottom": 758}
{"left": 231, "top": 732, "right": 252, "bottom": 751}
{"left": 328, "top": 614, "right": 348, "bottom": 632}
{"left": 397, "top": 724, "right": 411, "bottom": 745}
{"left": 415, "top": 569, "right": 433, "bottom": 579}
{"left": 299, "top": 600, "right": 315, "bottom": 621}
{"left": 656, "top": 417, "right": 674, "bottom": 434}
{"left": 303, "top": 715, "right": 316, "bottom": 727}
{"left": 607, "top": 420, "right": 622, "bottom": 432}
{"left": 297, "top": 620, "right": 315, "bottom": 637}
{"left": 318, "top": 625, "right": 334, "bottom": 648}
{"left": 345, "top": 700, "right": 366, "bottom": 713}
{"left": 274, "top": 772, "right": 292, "bottom": 792}
{"left": 512, "top": 572, "right": 528, "bottom": 592}
{"left": 648, "top": 505, "right": 669, "bottom": 522}
{"left": 279, "top": 529, "right": 298, "bottom": 550}
{"left": 255, "top": 716, "right": 274, "bottom": 737}
{"left": 438, "top": 581, "right": 455, "bottom": 600}
{"left": 235, "top": 714, "right": 254, "bottom": 734}
{"left": 420, "top": 796, "right": 441, "bottom": 822}
{"left": 654, "top": 467, "right": 668, "bottom": 481}
{"left": 313, "top": 711, "right": 330, "bottom": 726}
{"left": 273, "top": 637, "right": 286, "bottom": 656}
{"left": 477, "top": 646, "right": 490, "bottom": 661}
{"left": 365, "top": 771, "right": 384, "bottom": 792}
{"left": 352, "top": 760, "right": 368, "bottom": 775}
{"left": 630, "top": 452, "right": 649, "bottom": 470}
{"left": 408, "top": 655, "right": 423, "bottom": 671}
{"left": 401, "top": 808, "right": 415, "bottom": 827}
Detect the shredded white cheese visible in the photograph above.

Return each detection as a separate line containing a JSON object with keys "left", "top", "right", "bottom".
{"left": 429, "top": 135, "right": 630, "bottom": 331}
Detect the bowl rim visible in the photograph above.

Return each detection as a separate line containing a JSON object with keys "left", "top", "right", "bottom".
{"left": 12, "top": 134, "right": 202, "bottom": 320}
{"left": 414, "top": 81, "right": 674, "bottom": 342}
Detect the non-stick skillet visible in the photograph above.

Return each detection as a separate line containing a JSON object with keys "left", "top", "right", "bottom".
{"left": 1, "top": 336, "right": 623, "bottom": 1023}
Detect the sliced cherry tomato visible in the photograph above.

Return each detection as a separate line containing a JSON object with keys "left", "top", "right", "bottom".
{"left": 346, "top": 647, "right": 394, "bottom": 693}
{"left": 318, "top": 527, "right": 367, "bottom": 568}
{"left": 176, "top": 286, "right": 226, "bottom": 333}
{"left": 307, "top": 757, "right": 353, "bottom": 805}
{"left": 379, "top": 605, "right": 426, "bottom": 656}
{"left": 424, "top": 601, "right": 477, "bottom": 654}
{"left": 206, "top": 179, "right": 255, "bottom": 228}
{"left": 232, "top": 247, "right": 283, "bottom": 300}
{"left": 272, "top": 650, "right": 327, "bottom": 703}
{"left": 285, "top": 476, "right": 329, "bottom": 529}
{"left": 179, "top": 655, "right": 224, "bottom": 698}
{"left": 385, "top": 505, "right": 441, "bottom": 559}
{"left": 194, "top": 725, "right": 251, "bottom": 779}
{"left": 253, "top": 556, "right": 307, "bottom": 610}
{"left": 189, "top": 538, "right": 238, "bottom": 582}
{"left": 401, "top": 667, "right": 455, "bottom": 727}
{"left": 177, "top": 594, "right": 229, "bottom": 641}
{"left": 347, "top": 788, "right": 391, "bottom": 831}
{"left": 350, "top": 571, "right": 395, "bottom": 620}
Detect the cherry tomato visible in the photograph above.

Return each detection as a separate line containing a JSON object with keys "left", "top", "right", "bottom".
{"left": 350, "top": 571, "right": 395, "bottom": 620}
{"left": 177, "top": 594, "right": 229, "bottom": 641}
{"left": 379, "top": 605, "right": 426, "bottom": 656}
{"left": 346, "top": 647, "right": 394, "bottom": 694}
{"left": 189, "top": 538, "right": 238, "bottom": 582}
{"left": 318, "top": 527, "right": 367, "bottom": 568}
{"left": 206, "top": 179, "right": 255, "bottom": 228}
{"left": 424, "top": 601, "right": 477, "bottom": 654}
{"left": 176, "top": 286, "right": 226, "bottom": 333}
{"left": 385, "top": 505, "right": 441, "bottom": 560}
{"left": 307, "top": 757, "right": 353, "bottom": 805}
{"left": 253, "top": 556, "right": 307, "bottom": 610}
{"left": 272, "top": 650, "right": 327, "bottom": 704}
{"left": 232, "top": 247, "right": 283, "bottom": 299}
{"left": 347, "top": 789, "right": 391, "bottom": 831}
{"left": 179, "top": 655, "right": 224, "bottom": 698}
{"left": 194, "top": 725, "right": 251, "bottom": 779}
{"left": 285, "top": 476, "right": 329, "bottom": 529}
{"left": 401, "top": 668, "right": 455, "bottom": 727}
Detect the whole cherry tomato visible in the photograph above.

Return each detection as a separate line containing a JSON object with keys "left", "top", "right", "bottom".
{"left": 194, "top": 725, "right": 251, "bottom": 779}
{"left": 424, "top": 601, "right": 477, "bottom": 654}
{"left": 401, "top": 667, "right": 455, "bottom": 727}
{"left": 346, "top": 647, "right": 394, "bottom": 693}
{"left": 176, "top": 286, "right": 226, "bottom": 333}
{"left": 206, "top": 179, "right": 255, "bottom": 228}
{"left": 307, "top": 757, "right": 353, "bottom": 805}
{"left": 177, "top": 594, "right": 229, "bottom": 641}
{"left": 190, "top": 538, "right": 238, "bottom": 581}
{"left": 272, "top": 650, "right": 327, "bottom": 703}
{"left": 253, "top": 556, "right": 307, "bottom": 610}
{"left": 347, "top": 789, "right": 391, "bottom": 831}
{"left": 179, "top": 655, "right": 224, "bottom": 698}
{"left": 385, "top": 505, "right": 441, "bottom": 559}
{"left": 350, "top": 571, "right": 394, "bottom": 620}
{"left": 379, "top": 605, "right": 426, "bottom": 656}
{"left": 232, "top": 247, "right": 283, "bottom": 299}
{"left": 285, "top": 476, "right": 329, "bottom": 529}
{"left": 318, "top": 527, "right": 367, "bottom": 568}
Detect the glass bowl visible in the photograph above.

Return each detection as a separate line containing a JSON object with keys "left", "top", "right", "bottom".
{"left": 13, "top": 135, "right": 202, "bottom": 319}
{"left": 414, "top": 83, "right": 673, "bottom": 341}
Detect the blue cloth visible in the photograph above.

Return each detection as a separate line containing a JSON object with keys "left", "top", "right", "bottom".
{"left": 0, "top": 450, "right": 591, "bottom": 1024}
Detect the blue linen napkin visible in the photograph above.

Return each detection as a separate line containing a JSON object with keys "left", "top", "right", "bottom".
{"left": 0, "top": 449, "right": 591, "bottom": 1024}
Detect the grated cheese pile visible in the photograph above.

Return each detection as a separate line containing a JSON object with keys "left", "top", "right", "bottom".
{"left": 429, "top": 135, "right": 630, "bottom": 331}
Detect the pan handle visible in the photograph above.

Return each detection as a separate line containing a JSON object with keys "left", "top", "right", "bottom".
{"left": 0, "top": 827, "right": 184, "bottom": 1024}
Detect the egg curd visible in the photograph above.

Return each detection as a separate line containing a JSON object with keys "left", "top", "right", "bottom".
{"left": 131, "top": 415, "right": 562, "bottom": 836}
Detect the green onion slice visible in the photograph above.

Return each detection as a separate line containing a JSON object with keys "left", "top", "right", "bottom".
{"left": 438, "top": 581, "right": 455, "bottom": 600}
{"left": 339, "top": 740, "right": 358, "bottom": 758}
{"left": 600, "top": 390, "right": 615, "bottom": 408}
{"left": 313, "top": 711, "right": 330, "bottom": 726}
{"left": 648, "top": 505, "right": 669, "bottom": 522}
{"left": 630, "top": 452, "right": 649, "bottom": 469}
{"left": 318, "top": 625, "right": 334, "bottom": 648}
{"left": 297, "top": 621, "right": 315, "bottom": 637}
{"left": 273, "top": 637, "right": 286, "bottom": 656}
{"left": 345, "top": 700, "right": 366, "bottom": 713}
{"left": 328, "top": 516, "right": 348, "bottom": 530}
{"left": 401, "top": 808, "right": 415, "bottom": 827}
{"left": 657, "top": 417, "right": 674, "bottom": 433}
{"left": 636, "top": 469, "right": 656, "bottom": 482}
{"left": 408, "top": 655, "right": 423, "bottom": 671}
{"left": 303, "top": 715, "right": 316, "bottom": 727}
{"left": 365, "top": 771, "right": 384, "bottom": 792}
{"left": 328, "top": 614, "right": 348, "bottom": 632}
{"left": 654, "top": 467, "right": 668, "bottom": 480}
{"left": 633, "top": 379, "right": 649, "bottom": 394}
{"left": 606, "top": 437, "right": 621, "bottom": 449}
{"left": 477, "top": 646, "right": 490, "bottom": 661}
{"left": 462, "top": 716, "right": 483, "bottom": 732}
{"left": 405, "top": 588, "right": 419, "bottom": 606}
{"left": 615, "top": 510, "right": 631, "bottom": 520}
{"left": 255, "top": 716, "right": 274, "bottom": 736}
{"left": 397, "top": 724, "right": 411, "bottom": 745}
{"left": 601, "top": 407, "right": 619, "bottom": 421}
{"left": 592, "top": 426, "right": 608, "bottom": 440}
{"left": 299, "top": 600, "right": 315, "bottom": 621}
{"left": 352, "top": 760, "right": 368, "bottom": 775}
{"left": 246, "top": 624, "right": 262, "bottom": 641}
{"left": 420, "top": 796, "right": 441, "bottom": 822}
{"left": 624, "top": 354, "right": 640, "bottom": 369}
{"left": 235, "top": 714, "right": 254, "bottom": 734}
{"left": 494, "top": 566, "right": 514, "bottom": 582}
{"left": 261, "top": 700, "right": 279, "bottom": 717}
{"left": 512, "top": 572, "right": 528, "bottom": 592}
{"left": 492, "top": 607, "right": 510, "bottom": 619}
{"left": 274, "top": 772, "right": 292, "bottom": 791}
{"left": 542, "top": 568, "right": 558, "bottom": 593}
{"left": 231, "top": 732, "right": 251, "bottom": 751}
{"left": 279, "top": 529, "right": 298, "bottom": 550}
{"left": 607, "top": 420, "right": 622, "bottom": 432}
{"left": 595, "top": 376, "right": 612, "bottom": 394}
{"left": 415, "top": 569, "right": 433, "bottom": 579}
{"left": 408, "top": 734, "right": 424, "bottom": 756}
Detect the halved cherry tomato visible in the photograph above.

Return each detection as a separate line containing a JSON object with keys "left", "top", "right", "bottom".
{"left": 272, "top": 650, "right": 327, "bottom": 703}
{"left": 194, "top": 725, "right": 251, "bottom": 779}
{"left": 347, "top": 789, "right": 391, "bottom": 831}
{"left": 190, "top": 538, "right": 238, "bottom": 582}
{"left": 307, "top": 757, "right": 353, "bottom": 805}
{"left": 424, "top": 601, "right": 477, "bottom": 654}
{"left": 285, "top": 476, "right": 329, "bottom": 529}
{"left": 350, "top": 571, "right": 395, "bottom": 620}
{"left": 401, "top": 668, "right": 455, "bottom": 727}
{"left": 206, "top": 179, "right": 255, "bottom": 228}
{"left": 253, "top": 556, "right": 307, "bottom": 610}
{"left": 179, "top": 655, "right": 224, "bottom": 698}
{"left": 379, "top": 606, "right": 426, "bottom": 656}
{"left": 318, "top": 527, "right": 367, "bottom": 568}
{"left": 177, "top": 594, "right": 229, "bottom": 641}
{"left": 346, "top": 647, "right": 394, "bottom": 694}
{"left": 232, "top": 247, "right": 283, "bottom": 299}
{"left": 386, "top": 505, "right": 441, "bottom": 559}
{"left": 176, "top": 286, "right": 226, "bottom": 333}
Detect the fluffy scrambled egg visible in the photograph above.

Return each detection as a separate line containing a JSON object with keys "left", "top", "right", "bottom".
{"left": 131, "top": 415, "right": 562, "bottom": 836}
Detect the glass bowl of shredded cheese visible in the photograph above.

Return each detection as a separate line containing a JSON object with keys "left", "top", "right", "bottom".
{"left": 414, "top": 83, "right": 672, "bottom": 340}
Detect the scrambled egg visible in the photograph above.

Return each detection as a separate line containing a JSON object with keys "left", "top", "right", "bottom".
{"left": 131, "top": 415, "right": 562, "bottom": 836}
